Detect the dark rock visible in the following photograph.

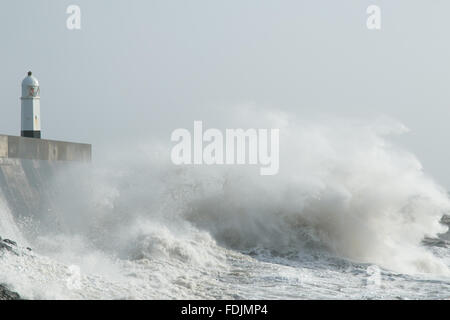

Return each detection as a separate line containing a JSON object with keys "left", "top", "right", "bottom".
{"left": 0, "top": 237, "right": 19, "bottom": 255}
{"left": 0, "top": 284, "right": 20, "bottom": 300}
{"left": 0, "top": 241, "right": 14, "bottom": 252}
{"left": 3, "top": 239, "right": 17, "bottom": 246}
{"left": 0, "top": 237, "right": 22, "bottom": 300}
{"left": 423, "top": 236, "right": 449, "bottom": 248}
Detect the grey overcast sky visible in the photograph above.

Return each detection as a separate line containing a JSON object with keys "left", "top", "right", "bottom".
{"left": 1, "top": 1, "right": 450, "bottom": 186}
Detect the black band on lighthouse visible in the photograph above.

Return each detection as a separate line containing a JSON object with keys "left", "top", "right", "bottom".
{"left": 21, "top": 131, "right": 41, "bottom": 139}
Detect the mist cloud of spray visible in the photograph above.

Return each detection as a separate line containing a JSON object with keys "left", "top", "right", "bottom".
{"left": 16, "top": 106, "right": 450, "bottom": 276}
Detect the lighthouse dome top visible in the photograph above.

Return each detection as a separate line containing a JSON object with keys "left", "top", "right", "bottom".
{"left": 22, "top": 71, "right": 39, "bottom": 87}
{"left": 21, "top": 71, "right": 40, "bottom": 98}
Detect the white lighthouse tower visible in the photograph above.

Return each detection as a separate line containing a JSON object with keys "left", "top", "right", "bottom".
{"left": 21, "top": 71, "right": 41, "bottom": 138}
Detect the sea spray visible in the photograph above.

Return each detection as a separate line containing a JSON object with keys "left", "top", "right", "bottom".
{"left": 0, "top": 193, "right": 26, "bottom": 245}
{"left": 33, "top": 108, "right": 449, "bottom": 275}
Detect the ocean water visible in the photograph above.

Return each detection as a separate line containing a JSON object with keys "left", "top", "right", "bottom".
{"left": 1, "top": 113, "right": 450, "bottom": 300}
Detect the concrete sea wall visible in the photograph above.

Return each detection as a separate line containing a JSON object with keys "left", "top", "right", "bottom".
{"left": 0, "top": 135, "right": 91, "bottom": 220}
{"left": 0, "top": 135, "right": 91, "bottom": 162}
{"left": 0, "top": 158, "right": 64, "bottom": 219}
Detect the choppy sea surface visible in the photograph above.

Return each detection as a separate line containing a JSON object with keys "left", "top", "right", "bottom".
{"left": 1, "top": 228, "right": 449, "bottom": 299}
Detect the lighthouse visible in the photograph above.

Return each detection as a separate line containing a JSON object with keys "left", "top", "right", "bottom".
{"left": 20, "top": 71, "right": 41, "bottom": 138}
{"left": 0, "top": 71, "right": 91, "bottom": 162}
